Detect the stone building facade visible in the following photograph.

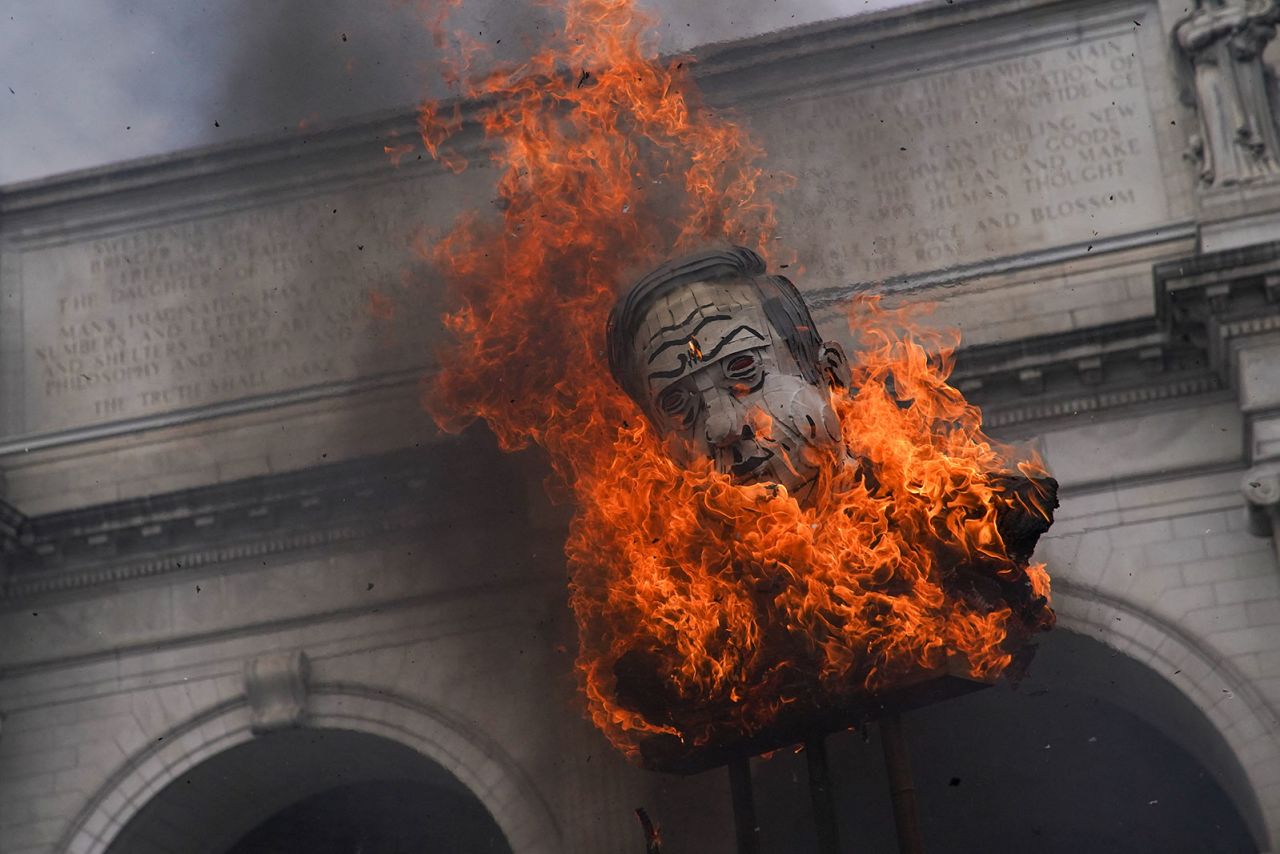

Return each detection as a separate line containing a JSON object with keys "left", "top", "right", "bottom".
{"left": 2, "top": 0, "right": 1279, "bottom": 851}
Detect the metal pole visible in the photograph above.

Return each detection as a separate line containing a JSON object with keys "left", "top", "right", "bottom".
{"left": 880, "top": 711, "right": 925, "bottom": 854}
{"left": 804, "top": 736, "right": 841, "bottom": 854}
{"left": 728, "top": 757, "right": 761, "bottom": 854}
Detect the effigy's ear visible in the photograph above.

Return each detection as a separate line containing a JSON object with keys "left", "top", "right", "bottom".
{"left": 818, "top": 341, "right": 851, "bottom": 390}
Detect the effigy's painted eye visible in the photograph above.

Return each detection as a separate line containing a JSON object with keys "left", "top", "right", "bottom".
{"left": 724, "top": 352, "right": 758, "bottom": 377}
{"left": 659, "top": 387, "right": 688, "bottom": 418}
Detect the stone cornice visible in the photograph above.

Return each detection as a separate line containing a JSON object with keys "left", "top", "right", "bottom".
{"left": 0, "top": 499, "right": 28, "bottom": 557}
{"left": 954, "top": 319, "right": 1216, "bottom": 428}
{"left": 0, "top": 436, "right": 524, "bottom": 602}
{"left": 694, "top": 0, "right": 1153, "bottom": 109}
{"left": 955, "top": 241, "right": 1280, "bottom": 428}
{"left": 0, "top": 369, "right": 427, "bottom": 458}
{"left": 1156, "top": 242, "right": 1280, "bottom": 321}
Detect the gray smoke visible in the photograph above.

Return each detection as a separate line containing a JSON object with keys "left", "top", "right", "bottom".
{"left": 0, "top": 0, "right": 915, "bottom": 185}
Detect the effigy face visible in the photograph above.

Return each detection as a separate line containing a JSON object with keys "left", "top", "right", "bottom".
{"left": 608, "top": 247, "right": 851, "bottom": 501}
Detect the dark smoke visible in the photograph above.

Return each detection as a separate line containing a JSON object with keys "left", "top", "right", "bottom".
{"left": 1, "top": 0, "right": 906, "bottom": 185}
{"left": 208, "top": 0, "right": 866, "bottom": 139}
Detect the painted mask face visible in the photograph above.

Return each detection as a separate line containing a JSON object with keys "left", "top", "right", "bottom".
{"left": 629, "top": 278, "right": 848, "bottom": 501}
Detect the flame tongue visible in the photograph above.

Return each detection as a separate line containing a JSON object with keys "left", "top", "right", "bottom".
{"left": 419, "top": 0, "right": 1054, "bottom": 756}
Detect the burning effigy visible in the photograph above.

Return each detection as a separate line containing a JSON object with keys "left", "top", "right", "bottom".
{"left": 599, "top": 246, "right": 1056, "bottom": 771}
{"left": 415, "top": 0, "right": 1056, "bottom": 771}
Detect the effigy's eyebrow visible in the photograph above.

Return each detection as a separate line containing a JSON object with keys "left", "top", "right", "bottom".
{"left": 644, "top": 324, "right": 767, "bottom": 388}
{"left": 646, "top": 314, "right": 732, "bottom": 363}
{"left": 646, "top": 361, "right": 688, "bottom": 385}
{"left": 698, "top": 324, "right": 765, "bottom": 362}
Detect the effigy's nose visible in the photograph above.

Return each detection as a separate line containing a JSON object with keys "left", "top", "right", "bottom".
{"left": 705, "top": 398, "right": 746, "bottom": 450}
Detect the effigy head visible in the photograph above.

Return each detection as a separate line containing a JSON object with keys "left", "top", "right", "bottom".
{"left": 607, "top": 246, "right": 852, "bottom": 501}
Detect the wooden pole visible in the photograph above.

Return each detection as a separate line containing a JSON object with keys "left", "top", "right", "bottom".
{"left": 880, "top": 712, "right": 925, "bottom": 854}
{"left": 804, "top": 736, "right": 841, "bottom": 854}
{"left": 728, "top": 757, "right": 761, "bottom": 854}
{"left": 635, "top": 807, "right": 663, "bottom": 854}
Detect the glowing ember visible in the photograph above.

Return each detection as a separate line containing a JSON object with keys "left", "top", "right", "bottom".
{"left": 383, "top": 141, "right": 416, "bottom": 166}
{"left": 415, "top": 0, "right": 1054, "bottom": 758}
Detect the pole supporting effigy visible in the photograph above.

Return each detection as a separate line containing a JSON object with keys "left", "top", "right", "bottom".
{"left": 728, "top": 757, "right": 761, "bottom": 854}
{"left": 804, "top": 735, "right": 842, "bottom": 854}
{"left": 881, "top": 711, "right": 926, "bottom": 854}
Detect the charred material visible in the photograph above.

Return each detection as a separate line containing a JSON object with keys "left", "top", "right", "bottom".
{"left": 623, "top": 657, "right": 992, "bottom": 774}
{"left": 612, "top": 471, "right": 1058, "bottom": 774}
{"left": 947, "top": 472, "right": 1059, "bottom": 633}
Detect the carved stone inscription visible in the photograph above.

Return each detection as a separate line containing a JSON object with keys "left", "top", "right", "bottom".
{"left": 753, "top": 31, "right": 1169, "bottom": 284}
{"left": 18, "top": 179, "right": 445, "bottom": 436}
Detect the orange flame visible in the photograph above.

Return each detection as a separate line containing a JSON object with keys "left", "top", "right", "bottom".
{"left": 415, "top": 0, "right": 1052, "bottom": 754}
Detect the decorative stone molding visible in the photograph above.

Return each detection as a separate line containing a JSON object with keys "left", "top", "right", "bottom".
{"left": 952, "top": 319, "right": 1220, "bottom": 428}
{"left": 244, "top": 650, "right": 310, "bottom": 734}
{"left": 1252, "top": 410, "right": 1280, "bottom": 460}
{"left": 0, "top": 498, "right": 27, "bottom": 572}
{"left": 3, "top": 243, "right": 1278, "bottom": 599}
{"left": 939, "top": 242, "right": 1280, "bottom": 427}
{"left": 1153, "top": 244, "right": 1280, "bottom": 556}
{"left": 1174, "top": 0, "right": 1280, "bottom": 188}
{"left": 0, "top": 440, "right": 522, "bottom": 601}
{"left": 57, "top": 686, "right": 565, "bottom": 854}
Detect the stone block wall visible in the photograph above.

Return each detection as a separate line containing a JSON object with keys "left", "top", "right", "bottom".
{"left": 0, "top": 534, "right": 734, "bottom": 854}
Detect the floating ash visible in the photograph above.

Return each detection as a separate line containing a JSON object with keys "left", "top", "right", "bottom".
{"left": 414, "top": 0, "right": 1056, "bottom": 764}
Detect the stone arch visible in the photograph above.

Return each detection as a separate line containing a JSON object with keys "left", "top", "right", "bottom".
{"left": 1052, "top": 580, "right": 1278, "bottom": 852}
{"left": 58, "top": 683, "right": 563, "bottom": 854}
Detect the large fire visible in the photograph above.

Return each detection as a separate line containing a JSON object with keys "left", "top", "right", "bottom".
{"left": 415, "top": 0, "right": 1054, "bottom": 758}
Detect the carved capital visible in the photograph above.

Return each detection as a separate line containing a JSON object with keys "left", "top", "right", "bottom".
{"left": 1243, "top": 465, "right": 1280, "bottom": 544}
{"left": 244, "top": 650, "right": 310, "bottom": 734}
